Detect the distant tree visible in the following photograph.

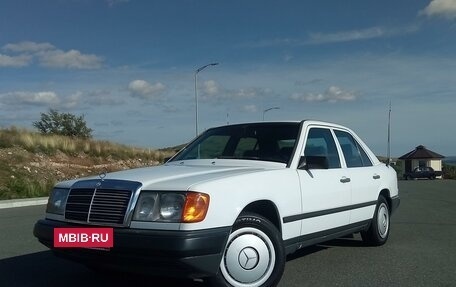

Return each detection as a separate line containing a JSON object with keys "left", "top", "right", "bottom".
{"left": 33, "top": 109, "right": 93, "bottom": 138}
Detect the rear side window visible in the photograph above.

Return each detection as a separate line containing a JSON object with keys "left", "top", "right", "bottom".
{"left": 304, "top": 128, "right": 341, "bottom": 169}
{"left": 334, "top": 130, "right": 373, "bottom": 168}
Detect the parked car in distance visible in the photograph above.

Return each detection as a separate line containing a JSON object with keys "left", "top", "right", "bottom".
{"left": 34, "top": 120, "right": 400, "bottom": 287}
{"left": 403, "top": 166, "right": 442, "bottom": 180}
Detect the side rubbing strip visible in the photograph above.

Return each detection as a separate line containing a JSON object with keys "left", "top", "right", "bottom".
{"left": 283, "top": 200, "right": 377, "bottom": 223}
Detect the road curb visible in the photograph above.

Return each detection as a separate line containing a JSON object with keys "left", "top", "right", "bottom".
{"left": 0, "top": 197, "right": 48, "bottom": 209}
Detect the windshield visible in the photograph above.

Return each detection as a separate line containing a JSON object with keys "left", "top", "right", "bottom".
{"left": 170, "top": 123, "right": 300, "bottom": 164}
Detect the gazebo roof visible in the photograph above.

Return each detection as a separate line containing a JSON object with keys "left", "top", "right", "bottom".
{"left": 399, "top": 145, "right": 445, "bottom": 160}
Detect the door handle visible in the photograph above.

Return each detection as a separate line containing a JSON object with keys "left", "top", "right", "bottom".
{"left": 340, "top": 177, "right": 351, "bottom": 183}
{"left": 373, "top": 174, "right": 381, "bottom": 179}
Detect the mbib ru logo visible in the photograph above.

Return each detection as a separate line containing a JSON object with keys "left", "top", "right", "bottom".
{"left": 58, "top": 232, "right": 110, "bottom": 243}
{"left": 54, "top": 227, "right": 113, "bottom": 248}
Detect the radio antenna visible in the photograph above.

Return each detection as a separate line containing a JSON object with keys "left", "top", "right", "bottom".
{"left": 387, "top": 100, "right": 392, "bottom": 166}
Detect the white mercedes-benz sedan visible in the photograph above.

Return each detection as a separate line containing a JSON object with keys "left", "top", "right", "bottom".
{"left": 34, "top": 120, "right": 399, "bottom": 287}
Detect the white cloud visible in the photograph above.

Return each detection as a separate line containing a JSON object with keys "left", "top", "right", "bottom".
{"left": 291, "top": 86, "right": 357, "bottom": 103}
{"left": 3, "top": 41, "right": 54, "bottom": 53}
{"left": 421, "top": 0, "right": 456, "bottom": 19}
{"left": 234, "top": 89, "right": 259, "bottom": 98}
{"left": 0, "top": 54, "right": 31, "bottom": 67}
{"left": 0, "top": 91, "right": 60, "bottom": 106}
{"left": 37, "top": 49, "right": 103, "bottom": 69}
{"left": 0, "top": 41, "right": 103, "bottom": 69}
{"left": 200, "top": 80, "right": 223, "bottom": 101}
{"left": 241, "top": 26, "right": 418, "bottom": 47}
{"left": 308, "top": 27, "right": 385, "bottom": 44}
{"left": 238, "top": 38, "right": 298, "bottom": 48}
{"left": 202, "top": 80, "right": 220, "bottom": 97}
{"left": 128, "top": 80, "right": 166, "bottom": 100}
{"left": 200, "top": 80, "right": 266, "bottom": 102}
{"left": 242, "top": 104, "right": 258, "bottom": 113}
{"left": 60, "top": 91, "right": 83, "bottom": 109}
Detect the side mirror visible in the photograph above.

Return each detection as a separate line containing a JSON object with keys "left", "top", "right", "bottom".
{"left": 298, "top": 156, "right": 329, "bottom": 170}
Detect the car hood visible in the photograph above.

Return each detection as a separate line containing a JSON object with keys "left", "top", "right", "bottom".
{"left": 56, "top": 159, "right": 285, "bottom": 191}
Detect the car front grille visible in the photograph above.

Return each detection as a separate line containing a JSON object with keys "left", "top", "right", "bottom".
{"left": 65, "top": 188, "right": 132, "bottom": 225}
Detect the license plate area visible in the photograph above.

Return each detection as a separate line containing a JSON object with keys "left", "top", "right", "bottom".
{"left": 54, "top": 227, "right": 114, "bottom": 248}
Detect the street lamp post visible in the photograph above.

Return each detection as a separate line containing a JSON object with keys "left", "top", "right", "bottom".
{"left": 263, "top": 107, "right": 280, "bottom": 121}
{"left": 195, "top": 62, "right": 219, "bottom": 136}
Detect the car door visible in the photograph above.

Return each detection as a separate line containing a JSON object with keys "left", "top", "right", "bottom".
{"left": 333, "top": 129, "right": 380, "bottom": 224}
{"left": 296, "top": 127, "right": 351, "bottom": 236}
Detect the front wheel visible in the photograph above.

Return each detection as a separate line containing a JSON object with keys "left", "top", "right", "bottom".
{"left": 361, "top": 195, "right": 390, "bottom": 246}
{"left": 210, "top": 213, "right": 285, "bottom": 287}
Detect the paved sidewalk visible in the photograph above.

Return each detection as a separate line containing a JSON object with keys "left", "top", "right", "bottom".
{"left": 0, "top": 197, "right": 48, "bottom": 209}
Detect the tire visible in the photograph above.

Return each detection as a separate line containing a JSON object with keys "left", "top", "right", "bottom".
{"left": 361, "top": 196, "right": 390, "bottom": 246}
{"left": 209, "top": 212, "right": 285, "bottom": 287}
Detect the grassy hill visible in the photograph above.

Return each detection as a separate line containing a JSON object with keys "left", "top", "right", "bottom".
{"left": 0, "top": 127, "right": 177, "bottom": 200}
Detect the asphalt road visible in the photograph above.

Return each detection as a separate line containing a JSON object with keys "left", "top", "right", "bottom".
{"left": 0, "top": 180, "right": 455, "bottom": 287}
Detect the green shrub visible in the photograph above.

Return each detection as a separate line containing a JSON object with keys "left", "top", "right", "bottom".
{"left": 1, "top": 178, "right": 55, "bottom": 199}
{"left": 33, "top": 109, "right": 93, "bottom": 139}
{"left": 443, "top": 164, "right": 456, "bottom": 180}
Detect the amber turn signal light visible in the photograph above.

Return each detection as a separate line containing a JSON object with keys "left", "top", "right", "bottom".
{"left": 182, "top": 192, "right": 210, "bottom": 223}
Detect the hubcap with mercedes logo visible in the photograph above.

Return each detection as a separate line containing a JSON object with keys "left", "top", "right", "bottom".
{"left": 220, "top": 227, "right": 276, "bottom": 286}
{"left": 238, "top": 247, "right": 259, "bottom": 270}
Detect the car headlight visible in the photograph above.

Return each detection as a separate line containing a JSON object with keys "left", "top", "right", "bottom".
{"left": 46, "top": 188, "right": 70, "bottom": 215}
{"left": 133, "top": 192, "right": 159, "bottom": 221}
{"left": 159, "top": 193, "right": 185, "bottom": 221}
{"left": 133, "top": 192, "right": 209, "bottom": 223}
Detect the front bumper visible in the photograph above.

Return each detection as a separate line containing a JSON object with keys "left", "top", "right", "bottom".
{"left": 33, "top": 219, "right": 230, "bottom": 278}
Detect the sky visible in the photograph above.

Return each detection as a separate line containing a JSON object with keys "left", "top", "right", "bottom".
{"left": 1, "top": 0, "right": 455, "bottom": 157}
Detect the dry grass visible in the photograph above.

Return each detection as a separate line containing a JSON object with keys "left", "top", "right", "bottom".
{"left": 0, "top": 127, "right": 178, "bottom": 199}
{"left": 0, "top": 126, "right": 171, "bottom": 162}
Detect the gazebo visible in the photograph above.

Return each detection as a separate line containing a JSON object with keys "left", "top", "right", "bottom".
{"left": 398, "top": 145, "right": 445, "bottom": 178}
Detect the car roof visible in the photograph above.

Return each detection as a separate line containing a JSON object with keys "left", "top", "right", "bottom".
{"left": 212, "top": 120, "right": 349, "bottom": 129}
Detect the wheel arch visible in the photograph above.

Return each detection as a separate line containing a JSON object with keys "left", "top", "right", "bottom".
{"left": 240, "top": 200, "right": 282, "bottom": 234}
{"left": 379, "top": 188, "right": 392, "bottom": 212}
